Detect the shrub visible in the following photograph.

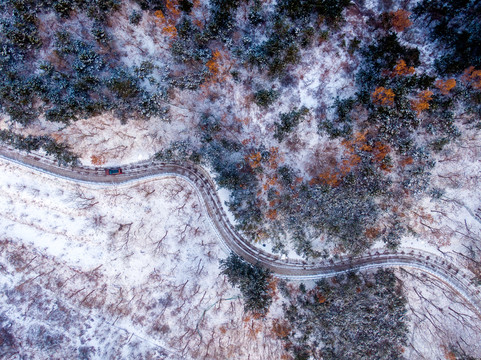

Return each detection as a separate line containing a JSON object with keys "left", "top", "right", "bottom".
{"left": 154, "top": 140, "right": 199, "bottom": 163}
{"left": 246, "top": 19, "right": 301, "bottom": 77}
{"left": 2, "top": 14, "right": 42, "bottom": 49}
{"left": 248, "top": 2, "right": 264, "bottom": 26}
{"left": 348, "top": 37, "right": 361, "bottom": 55}
{"left": 208, "top": 0, "right": 241, "bottom": 35}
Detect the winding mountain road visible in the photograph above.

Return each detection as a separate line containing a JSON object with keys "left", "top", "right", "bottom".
{"left": 1, "top": 146, "right": 481, "bottom": 319}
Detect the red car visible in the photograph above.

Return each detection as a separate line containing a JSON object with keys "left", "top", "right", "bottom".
{"left": 105, "top": 168, "right": 123, "bottom": 175}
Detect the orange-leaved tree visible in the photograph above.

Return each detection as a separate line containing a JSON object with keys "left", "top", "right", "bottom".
{"left": 202, "top": 48, "right": 234, "bottom": 87}
{"left": 165, "top": 0, "right": 181, "bottom": 19}
{"left": 372, "top": 142, "right": 392, "bottom": 171}
{"left": 371, "top": 87, "right": 395, "bottom": 106}
{"left": 310, "top": 170, "right": 342, "bottom": 187}
{"left": 441, "top": 345, "right": 457, "bottom": 360}
{"left": 206, "top": 49, "right": 221, "bottom": 76}
{"left": 154, "top": 0, "right": 181, "bottom": 40}
{"left": 434, "top": 79, "right": 456, "bottom": 95}
{"left": 461, "top": 66, "right": 481, "bottom": 90}
{"left": 155, "top": 10, "right": 178, "bottom": 39}
{"left": 342, "top": 132, "right": 391, "bottom": 171}
{"left": 245, "top": 151, "right": 262, "bottom": 169}
{"left": 311, "top": 131, "right": 389, "bottom": 187}
{"left": 266, "top": 208, "right": 277, "bottom": 220}
{"left": 392, "top": 59, "right": 415, "bottom": 77}
{"left": 411, "top": 90, "right": 433, "bottom": 115}
{"left": 390, "top": 9, "right": 412, "bottom": 32}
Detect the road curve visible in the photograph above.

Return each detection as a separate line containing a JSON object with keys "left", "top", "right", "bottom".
{"left": 1, "top": 146, "right": 481, "bottom": 319}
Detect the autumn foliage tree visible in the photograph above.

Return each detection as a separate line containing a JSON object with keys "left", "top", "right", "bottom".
{"left": 411, "top": 90, "right": 433, "bottom": 115}
{"left": 392, "top": 59, "right": 415, "bottom": 77}
{"left": 206, "top": 50, "right": 221, "bottom": 77}
{"left": 310, "top": 132, "right": 392, "bottom": 188}
{"left": 390, "top": 9, "right": 412, "bottom": 32}
{"left": 462, "top": 66, "right": 481, "bottom": 90}
{"left": 245, "top": 151, "right": 262, "bottom": 169}
{"left": 154, "top": 0, "right": 181, "bottom": 40}
{"left": 202, "top": 48, "right": 234, "bottom": 85}
{"left": 371, "top": 87, "right": 395, "bottom": 106}
{"left": 435, "top": 79, "right": 456, "bottom": 95}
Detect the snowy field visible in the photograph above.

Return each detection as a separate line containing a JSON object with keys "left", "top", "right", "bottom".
{"left": 0, "top": 157, "right": 286, "bottom": 359}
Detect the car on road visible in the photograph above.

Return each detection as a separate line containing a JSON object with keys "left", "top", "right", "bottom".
{"left": 105, "top": 168, "right": 123, "bottom": 175}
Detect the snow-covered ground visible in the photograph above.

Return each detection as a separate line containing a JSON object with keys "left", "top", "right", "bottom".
{"left": 0, "top": 157, "right": 286, "bottom": 359}
{"left": 397, "top": 127, "right": 481, "bottom": 258}
{"left": 399, "top": 267, "right": 481, "bottom": 359}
